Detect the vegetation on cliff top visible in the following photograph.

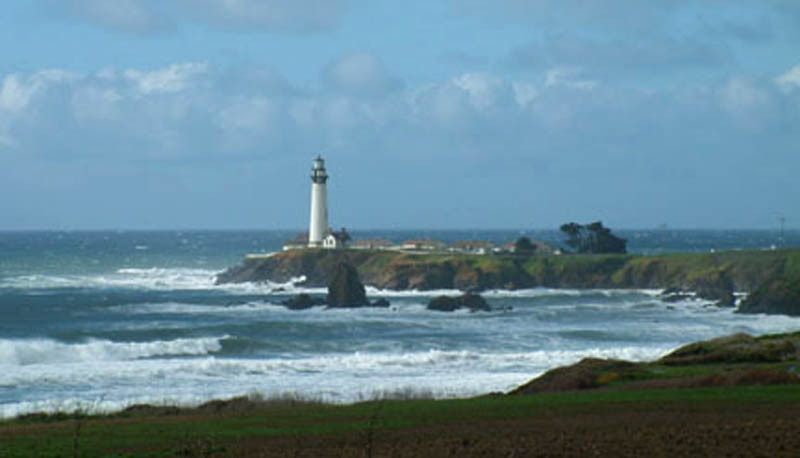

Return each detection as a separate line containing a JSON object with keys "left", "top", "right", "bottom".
{"left": 511, "top": 331, "right": 800, "bottom": 395}
{"left": 560, "top": 221, "right": 627, "bottom": 254}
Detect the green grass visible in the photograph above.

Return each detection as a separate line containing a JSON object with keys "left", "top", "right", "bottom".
{"left": 3, "top": 385, "right": 800, "bottom": 457}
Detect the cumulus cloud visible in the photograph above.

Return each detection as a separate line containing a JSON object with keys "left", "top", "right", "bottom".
{"left": 452, "top": 73, "right": 509, "bottom": 111}
{"left": 717, "top": 77, "right": 777, "bottom": 132}
{"left": 70, "top": 86, "right": 122, "bottom": 121}
{"left": 0, "top": 70, "right": 80, "bottom": 113}
{"left": 0, "top": 61, "right": 796, "bottom": 168}
{"left": 0, "top": 75, "right": 41, "bottom": 113}
{"left": 720, "top": 77, "right": 769, "bottom": 112}
{"left": 323, "top": 53, "right": 403, "bottom": 97}
{"left": 512, "top": 82, "right": 538, "bottom": 107}
{"left": 775, "top": 64, "right": 800, "bottom": 92}
{"left": 123, "top": 63, "right": 209, "bottom": 95}
{"left": 43, "top": 0, "right": 347, "bottom": 34}
{"left": 1, "top": 59, "right": 798, "bottom": 228}
{"left": 406, "top": 73, "right": 520, "bottom": 131}
{"left": 544, "top": 67, "right": 597, "bottom": 91}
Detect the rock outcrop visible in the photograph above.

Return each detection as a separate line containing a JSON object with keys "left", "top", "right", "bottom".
{"left": 737, "top": 274, "right": 800, "bottom": 316}
{"left": 427, "top": 293, "right": 491, "bottom": 312}
{"left": 281, "top": 293, "right": 325, "bottom": 310}
{"left": 509, "top": 358, "right": 635, "bottom": 394}
{"left": 326, "top": 262, "right": 369, "bottom": 308}
{"left": 215, "top": 248, "right": 800, "bottom": 316}
{"left": 509, "top": 331, "right": 800, "bottom": 395}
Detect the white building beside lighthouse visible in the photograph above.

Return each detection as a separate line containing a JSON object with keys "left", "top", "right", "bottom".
{"left": 308, "top": 155, "right": 329, "bottom": 247}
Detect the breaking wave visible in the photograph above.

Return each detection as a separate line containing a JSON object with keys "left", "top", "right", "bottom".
{"left": 0, "top": 268, "right": 313, "bottom": 294}
{"left": 0, "top": 345, "right": 670, "bottom": 418}
{"left": 0, "top": 336, "right": 227, "bottom": 366}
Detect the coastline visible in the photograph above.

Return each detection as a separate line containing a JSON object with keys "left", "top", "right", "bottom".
{"left": 216, "top": 247, "right": 800, "bottom": 314}
{"left": 4, "top": 331, "right": 800, "bottom": 456}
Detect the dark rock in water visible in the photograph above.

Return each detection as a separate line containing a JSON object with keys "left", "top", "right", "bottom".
{"left": 371, "top": 298, "right": 391, "bottom": 308}
{"left": 692, "top": 273, "right": 735, "bottom": 307}
{"left": 327, "top": 262, "right": 369, "bottom": 308}
{"left": 659, "top": 273, "right": 736, "bottom": 307}
{"left": 281, "top": 293, "right": 325, "bottom": 310}
{"left": 427, "top": 293, "right": 491, "bottom": 312}
{"left": 659, "top": 288, "right": 696, "bottom": 303}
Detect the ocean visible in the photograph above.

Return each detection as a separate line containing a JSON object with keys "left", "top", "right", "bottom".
{"left": 1, "top": 229, "right": 799, "bottom": 418}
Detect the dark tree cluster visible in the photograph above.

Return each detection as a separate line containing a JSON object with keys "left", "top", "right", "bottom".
{"left": 513, "top": 237, "right": 537, "bottom": 254}
{"left": 560, "top": 221, "right": 627, "bottom": 254}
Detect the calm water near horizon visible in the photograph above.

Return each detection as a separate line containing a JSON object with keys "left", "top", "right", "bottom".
{"left": 1, "top": 229, "right": 799, "bottom": 418}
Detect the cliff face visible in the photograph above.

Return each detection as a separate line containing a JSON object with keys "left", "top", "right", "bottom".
{"left": 737, "top": 252, "right": 800, "bottom": 315}
{"left": 216, "top": 248, "right": 800, "bottom": 315}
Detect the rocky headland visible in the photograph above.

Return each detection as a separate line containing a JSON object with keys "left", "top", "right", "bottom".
{"left": 216, "top": 248, "right": 800, "bottom": 315}
{"left": 510, "top": 331, "right": 800, "bottom": 395}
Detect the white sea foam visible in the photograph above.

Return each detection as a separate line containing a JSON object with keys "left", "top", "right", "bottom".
{"left": 0, "top": 268, "right": 315, "bottom": 294}
{"left": 4, "top": 307, "right": 800, "bottom": 419}
{"left": 0, "top": 268, "right": 219, "bottom": 291}
{"left": 0, "top": 336, "right": 226, "bottom": 366}
{"left": 482, "top": 288, "right": 663, "bottom": 298}
{"left": 0, "top": 345, "right": 671, "bottom": 418}
{"left": 0, "top": 269, "right": 665, "bottom": 300}
{"left": 362, "top": 286, "right": 663, "bottom": 299}
{"left": 364, "top": 286, "right": 463, "bottom": 297}
{"left": 111, "top": 301, "right": 290, "bottom": 315}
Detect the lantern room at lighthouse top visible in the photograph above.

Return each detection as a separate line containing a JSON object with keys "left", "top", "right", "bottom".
{"left": 311, "top": 155, "right": 328, "bottom": 184}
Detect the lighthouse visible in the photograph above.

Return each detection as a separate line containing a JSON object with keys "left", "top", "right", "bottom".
{"left": 308, "top": 155, "right": 329, "bottom": 247}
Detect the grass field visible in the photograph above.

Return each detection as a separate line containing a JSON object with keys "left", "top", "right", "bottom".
{"left": 3, "top": 384, "right": 800, "bottom": 457}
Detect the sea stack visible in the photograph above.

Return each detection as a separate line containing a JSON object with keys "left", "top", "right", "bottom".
{"left": 308, "top": 155, "right": 329, "bottom": 248}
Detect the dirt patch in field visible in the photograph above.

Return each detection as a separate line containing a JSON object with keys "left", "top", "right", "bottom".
{"left": 225, "top": 401, "right": 800, "bottom": 457}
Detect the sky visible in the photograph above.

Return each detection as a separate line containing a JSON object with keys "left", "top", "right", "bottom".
{"left": 1, "top": 0, "right": 798, "bottom": 230}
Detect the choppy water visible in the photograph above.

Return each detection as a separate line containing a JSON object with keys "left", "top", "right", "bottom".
{"left": 1, "top": 230, "right": 799, "bottom": 418}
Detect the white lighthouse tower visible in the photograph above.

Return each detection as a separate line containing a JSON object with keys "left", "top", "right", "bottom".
{"left": 308, "top": 155, "right": 329, "bottom": 247}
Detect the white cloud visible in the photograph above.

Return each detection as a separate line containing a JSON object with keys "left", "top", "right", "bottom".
{"left": 545, "top": 67, "right": 597, "bottom": 91}
{"left": 0, "top": 61, "right": 796, "bottom": 170}
{"left": 0, "top": 70, "right": 80, "bottom": 112}
{"left": 775, "top": 64, "right": 800, "bottom": 92}
{"left": 410, "top": 82, "right": 471, "bottom": 125}
{"left": 216, "top": 96, "right": 280, "bottom": 133}
{"left": 324, "top": 53, "right": 402, "bottom": 97}
{"left": 452, "top": 73, "right": 507, "bottom": 111}
{"left": 720, "top": 77, "right": 769, "bottom": 113}
{"left": 512, "top": 82, "right": 538, "bottom": 108}
{"left": 0, "top": 75, "right": 37, "bottom": 113}
{"left": 2, "top": 60, "right": 799, "bottom": 229}
{"left": 71, "top": 87, "right": 122, "bottom": 121}
{"left": 123, "top": 63, "right": 208, "bottom": 95}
